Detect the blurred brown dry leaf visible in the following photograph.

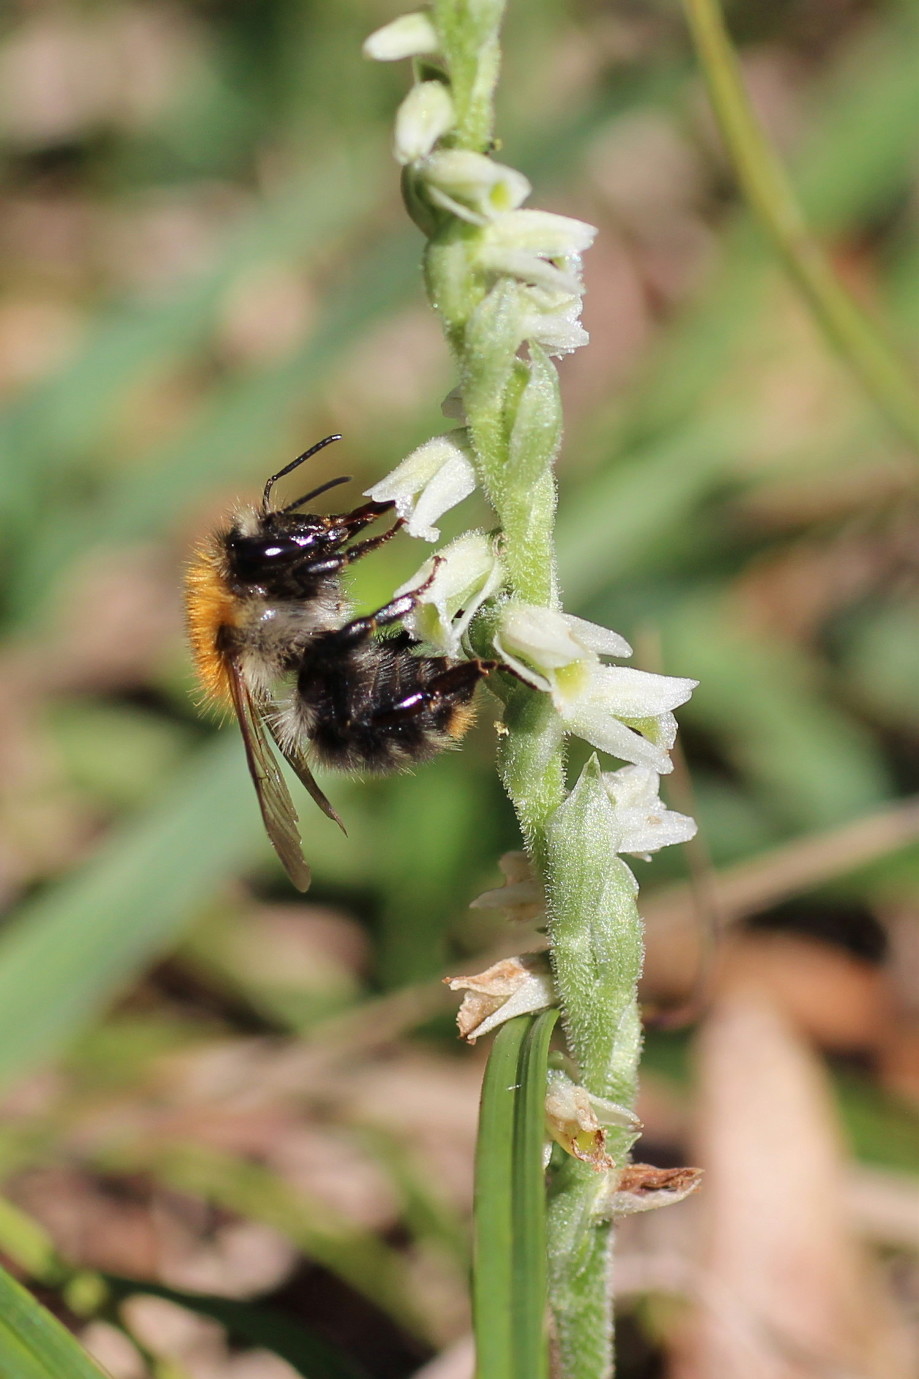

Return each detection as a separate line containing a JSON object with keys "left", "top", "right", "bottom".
{"left": 670, "top": 993, "right": 916, "bottom": 1379}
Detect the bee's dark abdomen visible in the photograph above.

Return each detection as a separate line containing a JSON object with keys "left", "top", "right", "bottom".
{"left": 299, "top": 636, "right": 483, "bottom": 772}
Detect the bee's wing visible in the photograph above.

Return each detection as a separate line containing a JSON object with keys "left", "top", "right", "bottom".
{"left": 226, "top": 660, "right": 312, "bottom": 892}
{"left": 265, "top": 722, "right": 347, "bottom": 835}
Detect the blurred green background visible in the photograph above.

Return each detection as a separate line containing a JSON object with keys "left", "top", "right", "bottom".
{"left": 0, "top": 1, "right": 917, "bottom": 1376}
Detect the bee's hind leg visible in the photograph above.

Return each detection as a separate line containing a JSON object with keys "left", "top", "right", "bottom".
{"left": 370, "top": 658, "right": 493, "bottom": 731}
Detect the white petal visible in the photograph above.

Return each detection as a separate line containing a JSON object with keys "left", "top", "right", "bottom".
{"left": 492, "top": 630, "right": 553, "bottom": 693}
{"left": 405, "top": 453, "right": 476, "bottom": 540}
{"left": 620, "top": 809, "right": 697, "bottom": 856}
{"left": 602, "top": 764, "right": 660, "bottom": 809}
{"left": 477, "top": 246, "right": 583, "bottom": 295}
{"left": 394, "top": 81, "right": 455, "bottom": 164}
{"left": 564, "top": 700, "right": 675, "bottom": 774}
{"left": 587, "top": 1092, "right": 643, "bottom": 1132}
{"left": 516, "top": 278, "right": 587, "bottom": 353}
{"left": 524, "top": 312, "right": 589, "bottom": 356}
{"left": 588, "top": 664, "right": 696, "bottom": 717}
{"left": 603, "top": 765, "right": 697, "bottom": 855}
{"left": 363, "top": 12, "right": 440, "bottom": 61}
{"left": 518, "top": 282, "right": 584, "bottom": 317}
{"left": 482, "top": 208, "right": 598, "bottom": 256}
{"left": 365, "top": 433, "right": 467, "bottom": 497}
{"left": 498, "top": 604, "right": 591, "bottom": 671}
{"left": 563, "top": 615, "right": 633, "bottom": 659}
{"left": 396, "top": 531, "right": 503, "bottom": 652}
{"left": 425, "top": 185, "right": 488, "bottom": 226}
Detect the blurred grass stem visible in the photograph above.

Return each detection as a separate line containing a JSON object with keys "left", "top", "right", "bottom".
{"left": 682, "top": 0, "right": 919, "bottom": 453}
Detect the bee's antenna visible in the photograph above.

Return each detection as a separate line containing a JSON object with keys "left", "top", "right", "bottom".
{"left": 281, "top": 473, "right": 352, "bottom": 514}
{"left": 262, "top": 434, "right": 343, "bottom": 510}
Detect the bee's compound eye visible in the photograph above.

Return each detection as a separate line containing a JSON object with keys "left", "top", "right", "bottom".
{"left": 227, "top": 534, "right": 305, "bottom": 582}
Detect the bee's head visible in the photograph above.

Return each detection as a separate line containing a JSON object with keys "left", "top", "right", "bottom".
{"left": 225, "top": 504, "right": 344, "bottom": 587}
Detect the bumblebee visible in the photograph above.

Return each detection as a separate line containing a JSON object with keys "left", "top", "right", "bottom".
{"left": 185, "top": 436, "right": 490, "bottom": 890}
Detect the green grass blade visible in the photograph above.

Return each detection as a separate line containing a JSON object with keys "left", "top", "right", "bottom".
{"left": 511, "top": 1010, "right": 558, "bottom": 1379}
{"left": 0, "top": 1265, "right": 108, "bottom": 1379}
{"left": 473, "top": 1010, "right": 558, "bottom": 1379}
{"left": 474, "top": 1016, "right": 529, "bottom": 1379}
{"left": 0, "top": 737, "right": 266, "bottom": 1096}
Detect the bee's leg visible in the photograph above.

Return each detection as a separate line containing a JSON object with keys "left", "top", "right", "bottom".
{"left": 337, "top": 499, "right": 396, "bottom": 534}
{"left": 294, "top": 524, "right": 408, "bottom": 582}
{"left": 331, "top": 592, "right": 420, "bottom": 645}
{"left": 370, "top": 659, "right": 493, "bottom": 729}
{"left": 330, "top": 559, "right": 443, "bottom": 645}
{"left": 339, "top": 519, "right": 404, "bottom": 564}
{"left": 294, "top": 537, "right": 413, "bottom": 587}
{"left": 315, "top": 499, "right": 396, "bottom": 551}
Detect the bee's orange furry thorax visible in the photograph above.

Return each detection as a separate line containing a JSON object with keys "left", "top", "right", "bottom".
{"left": 184, "top": 536, "right": 237, "bottom": 707}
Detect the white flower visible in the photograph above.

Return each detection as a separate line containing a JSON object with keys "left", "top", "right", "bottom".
{"left": 394, "top": 81, "right": 455, "bottom": 164}
{"left": 363, "top": 12, "right": 440, "bottom": 62}
{"left": 518, "top": 284, "right": 590, "bottom": 356}
{"left": 496, "top": 606, "right": 632, "bottom": 671}
{"left": 602, "top": 765, "right": 697, "bottom": 859}
{"left": 420, "top": 150, "right": 531, "bottom": 224}
{"left": 395, "top": 531, "right": 504, "bottom": 655}
{"left": 364, "top": 432, "right": 476, "bottom": 541}
{"left": 477, "top": 208, "right": 596, "bottom": 291}
{"left": 494, "top": 605, "right": 697, "bottom": 774}
{"left": 472, "top": 212, "right": 597, "bottom": 353}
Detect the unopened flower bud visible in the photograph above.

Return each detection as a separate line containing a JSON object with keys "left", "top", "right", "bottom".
{"left": 394, "top": 81, "right": 455, "bottom": 164}
{"left": 363, "top": 12, "right": 440, "bottom": 62}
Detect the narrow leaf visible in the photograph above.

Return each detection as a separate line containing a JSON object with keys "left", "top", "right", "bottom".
{"left": 0, "top": 1264, "right": 108, "bottom": 1379}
